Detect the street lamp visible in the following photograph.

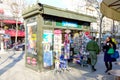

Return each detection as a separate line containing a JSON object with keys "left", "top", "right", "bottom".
{"left": 0, "top": 33, "right": 4, "bottom": 52}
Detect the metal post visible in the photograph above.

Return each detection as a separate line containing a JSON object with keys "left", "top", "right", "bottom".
{"left": 0, "top": 19, "right": 2, "bottom": 28}
{"left": 0, "top": 35, "right": 4, "bottom": 52}
{"left": 0, "top": 12, "right": 3, "bottom": 32}
{"left": 0, "top": 12, "right": 5, "bottom": 52}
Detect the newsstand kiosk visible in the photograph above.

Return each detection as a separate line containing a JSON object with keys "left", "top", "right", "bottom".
{"left": 22, "top": 3, "right": 96, "bottom": 72}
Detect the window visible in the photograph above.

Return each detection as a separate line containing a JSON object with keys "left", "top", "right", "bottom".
{"left": 44, "top": 18, "right": 52, "bottom": 25}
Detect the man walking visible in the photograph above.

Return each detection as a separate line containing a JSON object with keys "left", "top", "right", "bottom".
{"left": 86, "top": 37, "right": 100, "bottom": 72}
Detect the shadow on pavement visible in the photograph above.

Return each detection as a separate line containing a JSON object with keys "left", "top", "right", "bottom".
{"left": 0, "top": 53, "right": 15, "bottom": 65}
{"left": 68, "top": 62, "right": 115, "bottom": 80}
{"left": 0, "top": 52, "right": 24, "bottom": 75}
{"left": 67, "top": 53, "right": 119, "bottom": 80}
{"left": 68, "top": 61, "right": 91, "bottom": 72}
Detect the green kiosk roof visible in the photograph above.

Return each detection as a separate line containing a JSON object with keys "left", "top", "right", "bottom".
{"left": 22, "top": 3, "right": 96, "bottom": 22}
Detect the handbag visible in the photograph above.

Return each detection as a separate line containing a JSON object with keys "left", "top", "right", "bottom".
{"left": 107, "top": 48, "right": 114, "bottom": 54}
{"left": 111, "top": 51, "right": 119, "bottom": 59}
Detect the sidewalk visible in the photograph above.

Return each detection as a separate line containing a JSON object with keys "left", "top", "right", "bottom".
{"left": 0, "top": 50, "right": 120, "bottom": 80}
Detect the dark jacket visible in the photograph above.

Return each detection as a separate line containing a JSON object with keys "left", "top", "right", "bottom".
{"left": 103, "top": 41, "right": 116, "bottom": 62}
{"left": 86, "top": 40, "right": 100, "bottom": 54}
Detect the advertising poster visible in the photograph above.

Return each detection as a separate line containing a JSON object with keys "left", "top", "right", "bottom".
{"left": 43, "top": 30, "right": 53, "bottom": 67}
{"left": 26, "top": 17, "right": 37, "bottom": 67}
{"left": 27, "top": 22, "right": 37, "bottom": 55}
{"left": 43, "top": 51, "right": 53, "bottom": 67}
{"left": 54, "top": 30, "right": 62, "bottom": 58}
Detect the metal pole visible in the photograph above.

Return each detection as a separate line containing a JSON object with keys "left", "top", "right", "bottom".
{"left": 0, "top": 35, "right": 4, "bottom": 52}
{"left": 0, "top": 13, "right": 4, "bottom": 52}
{"left": 0, "top": 18, "right": 2, "bottom": 28}
{"left": 0, "top": 12, "right": 2, "bottom": 28}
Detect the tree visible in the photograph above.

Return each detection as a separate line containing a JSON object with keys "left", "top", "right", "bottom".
{"left": 10, "top": 0, "right": 25, "bottom": 44}
{"left": 11, "top": 2, "right": 19, "bottom": 44}
{"left": 86, "top": 0, "right": 104, "bottom": 49}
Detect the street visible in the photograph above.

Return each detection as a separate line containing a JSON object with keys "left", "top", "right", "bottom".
{"left": 0, "top": 50, "right": 120, "bottom": 80}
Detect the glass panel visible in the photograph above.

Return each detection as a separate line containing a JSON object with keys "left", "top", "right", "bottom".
{"left": 26, "top": 17, "right": 38, "bottom": 69}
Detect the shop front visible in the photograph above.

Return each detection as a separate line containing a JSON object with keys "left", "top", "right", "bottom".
{"left": 22, "top": 3, "right": 96, "bottom": 72}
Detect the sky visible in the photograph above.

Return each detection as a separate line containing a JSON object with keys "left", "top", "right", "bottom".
{"left": 25, "top": 0, "right": 102, "bottom": 9}
{"left": 25, "top": 0, "right": 66, "bottom": 8}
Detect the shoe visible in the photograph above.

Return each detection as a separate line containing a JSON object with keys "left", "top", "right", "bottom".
{"left": 92, "top": 68, "right": 96, "bottom": 72}
{"left": 91, "top": 66, "right": 96, "bottom": 72}
{"left": 105, "top": 69, "right": 110, "bottom": 73}
{"left": 105, "top": 69, "right": 109, "bottom": 73}
{"left": 91, "top": 69, "right": 96, "bottom": 72}
{"left": 107, "top": 72, "right": 111, "bottom": 75}
{"left": 91, "top": 67, "right": 96, "bottom": 72}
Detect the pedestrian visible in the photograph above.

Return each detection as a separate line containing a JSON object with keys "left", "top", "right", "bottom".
{"left": 86, "top": 37, "right": 100, "bottom": 72}
{"left": 103, "top": 36, "right": 116, "bottom": 73}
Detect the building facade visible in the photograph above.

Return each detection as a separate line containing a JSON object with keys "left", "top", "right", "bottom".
{"left": 0, "top": 1, "right": 25, "bottom": 49}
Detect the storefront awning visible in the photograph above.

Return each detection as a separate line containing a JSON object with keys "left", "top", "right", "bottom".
{"left": 2, "top": 20, "right": 22, "bottom": 24}
{"left": 5, "top": 30, "right": 25, "bottom": 37}
{"left": 100, "top": 0, "right": 120, "bottom": 21}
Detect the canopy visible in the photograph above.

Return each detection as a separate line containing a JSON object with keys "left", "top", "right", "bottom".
{"left": 100, "top": 0, "right": 120, "bottom": 21}
{"left": 3, "top": 20, "right": 22, "bottom": 24}
{"left": 5, "top": 30, "right": 25, "bottom": 37}
{"left": 0, "top": 20, "right": 22, "bottom": 24}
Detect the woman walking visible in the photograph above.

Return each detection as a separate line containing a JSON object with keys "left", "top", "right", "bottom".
{"left": 103, "top": 37, "right": 116, "bottom": 73}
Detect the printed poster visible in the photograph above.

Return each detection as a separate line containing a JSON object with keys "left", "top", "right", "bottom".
{"left": 43, "top": 30, "right": 53, "bottom": 67}
{"left": 54, "top": 30, "right": 62, "bottom": 58}
{"left": 43, "top": 51, "right": 53, "bottom": 67}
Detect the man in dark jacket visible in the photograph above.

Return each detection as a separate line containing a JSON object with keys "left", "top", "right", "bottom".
{"left": 86, "top": 37, "right": 100, "bottom": 72}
